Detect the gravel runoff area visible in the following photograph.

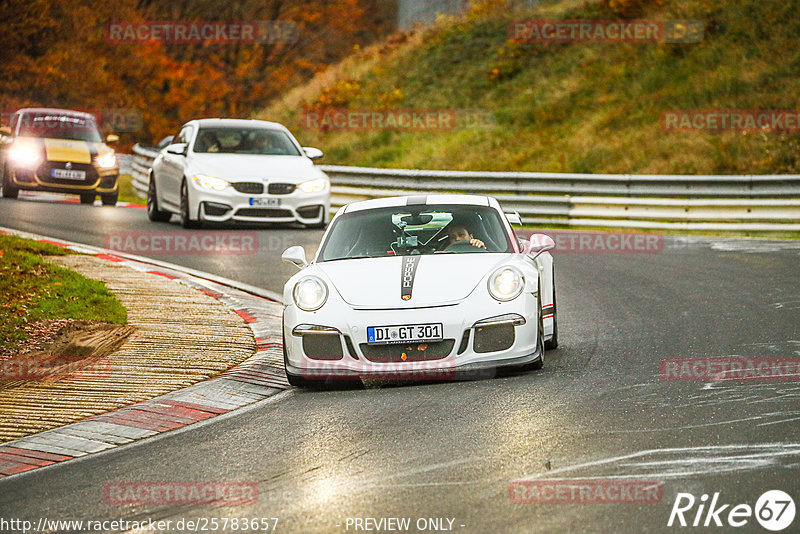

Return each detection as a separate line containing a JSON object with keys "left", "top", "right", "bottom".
{"left": 0, "top": 242, "right": 288, "bottom": 468}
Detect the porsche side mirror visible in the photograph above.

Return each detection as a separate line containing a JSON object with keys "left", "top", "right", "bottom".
{"left": 303, "top": 147, "right": 324, "bottom": 160}
{"left": 524, "top": 234, "right": 555, "bottom": 260}
{"left": 165, "top": 143, "right": 188, "bottom": 156}
{"left": 282, "top": 246, "right": 309, "bottom": 269}
{"left": 106, "top": 134, "right": 120, "bottom": 145}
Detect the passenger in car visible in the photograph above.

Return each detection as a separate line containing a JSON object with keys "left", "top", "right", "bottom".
{"left": 195, "top": 131, "right": 221, "bottom": 153}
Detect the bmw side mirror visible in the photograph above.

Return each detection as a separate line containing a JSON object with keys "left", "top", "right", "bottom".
{"left": 303, "top": 147, "right": 324, "bottom": 160}
{"left": 166, "top": 143, "right": 188, "bottom": 156}
{"left": 282, "top": 246, "right": 309, "bottom": 269}
{"left": 524, "top": 234, "right": 555, "bottom": 259}
{"left": 158, "top": 135, "right": 174, "bottom": 149}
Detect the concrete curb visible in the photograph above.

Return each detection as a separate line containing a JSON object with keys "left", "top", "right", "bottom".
{"left": 0, "top": 227, "right": 288, "bottom": 479}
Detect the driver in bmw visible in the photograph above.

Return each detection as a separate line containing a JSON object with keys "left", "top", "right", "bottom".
{"left": 447, "top": 225, "right": 485, "bottom": 249}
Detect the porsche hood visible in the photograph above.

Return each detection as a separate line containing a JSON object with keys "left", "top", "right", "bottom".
{"left": 316, "top": 254, "right": 513, "bottom": 309}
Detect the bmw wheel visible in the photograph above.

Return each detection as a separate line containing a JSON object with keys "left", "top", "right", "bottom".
{"left": 180, "top": 179, "right": 200, "bottom": 229}
{"left": 147, "top": 175, "right": 171, "bottom": 222}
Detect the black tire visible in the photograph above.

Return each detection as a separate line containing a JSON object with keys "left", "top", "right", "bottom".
{"left": 179, "top": 180, "right": 200, "bottom": 229}
{"left": 79, "top": 193, "right": 95, "bottom": 205}
{"left": 521, "top": 289, "right": 545, "bottom": 371}
{"left": 1, "top": 165, "right": 19, "bottom": 199}
{"left": 530, "top": 306, "right": 545, "bottom": 370}
{"left": 101, "top": 191, "right": 118, "bottom": 206}
{"left": 545, "top": 274, "right": 559, "bottom": 350}
{"left": 147, "top": 175, "right": 171, "bottom": 222}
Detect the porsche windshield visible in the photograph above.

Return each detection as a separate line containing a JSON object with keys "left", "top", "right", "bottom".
{"left": 318, "top": 204, "right": 514, "bottom": 262}
{"left": 193, "top": 127, "right": 301, "bottom": 156}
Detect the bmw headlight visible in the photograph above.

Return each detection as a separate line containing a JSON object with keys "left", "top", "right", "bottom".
{"left": 9, "top": 144, "right": 41, "bottom": 167}
{"left": 293, "top": 276, "right": 328, "bottom": 311}
{"left": 487, "top": 266, "right": 525, "bottom": 302}
{"left": 193, "top": 174, "right": 229, "bottom": 191}
{"left": 298, "top": 177, "right": 328, "bottom": 194}
{"left": 94, "top": 152, "right": 117, "bottom": 169}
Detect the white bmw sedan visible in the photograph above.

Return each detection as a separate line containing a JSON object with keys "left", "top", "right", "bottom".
{"left": 147, "top": 118, "right": 330, "bottom": 228}
{"left": 281, "top": 194, "right": 558, "bottom": 387}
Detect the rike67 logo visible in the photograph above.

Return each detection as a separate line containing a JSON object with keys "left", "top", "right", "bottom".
{"left": 668, "top": 490, "right": 795, "bottom": 531}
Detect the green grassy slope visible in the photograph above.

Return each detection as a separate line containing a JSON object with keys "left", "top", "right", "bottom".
{"left": 258, "top": 0, "right": 800, "bottom": 174}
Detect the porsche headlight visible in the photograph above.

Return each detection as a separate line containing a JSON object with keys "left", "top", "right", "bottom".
{"left": 293, "top": 276, "right": 328, "bottom": 311}
{"left": 488, "top": 266, "right": 524, "bottom": 302}
{"left": 298, "top": 177, "right": 328, "bottom": 194}
{"left": 193, "top": 174, "right": 230, "bottom": 191}
{"left": 94, "top": 152, "right": 117, "bottom": 169}
{"left": 9, "top": 144, "right": 41, "bottom": 167}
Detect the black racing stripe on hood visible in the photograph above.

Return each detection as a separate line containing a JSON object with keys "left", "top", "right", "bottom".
{"left": 400, "top": 255, "right": 420, "bottom": 301}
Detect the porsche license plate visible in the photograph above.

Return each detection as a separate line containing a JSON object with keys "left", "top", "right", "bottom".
{"left": 250, "top": 197, "right": 281, "bottom": 207}
{"left": 367, "top": 323, "right": 443, "bottom": 345}
{"left": 52, "top": 169, "right": 86, "bottom": 180}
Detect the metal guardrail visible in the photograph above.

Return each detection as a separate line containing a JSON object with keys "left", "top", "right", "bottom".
{"left": 131, "top": 144, "right": 800, "bottom": 232}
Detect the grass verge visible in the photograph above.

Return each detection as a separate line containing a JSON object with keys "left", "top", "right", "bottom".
{"left": 0, "top": 235, "right": 127, "bottom": 353}
{"left": 117, "top": 174, "right": 145, "bottom": 205}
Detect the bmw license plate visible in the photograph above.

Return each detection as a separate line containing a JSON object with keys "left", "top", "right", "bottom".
{"left": 367, "top": 323, "right": 443, "bottom": 345}
{"left": 250, "top": 197, "right": 281, "bottom": 207}
{"left": 52, "top": 169, "right": 86, "bottom": 180}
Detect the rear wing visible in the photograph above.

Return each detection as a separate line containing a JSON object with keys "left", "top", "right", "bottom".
{"left": 505, "top": 212, "right": 523, "bottom": 226}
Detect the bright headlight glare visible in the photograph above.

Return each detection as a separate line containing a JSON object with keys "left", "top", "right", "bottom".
{"left": 193, "top": 174, "right": 229, "bottom": 191}
{"left": 293, "top": 276, "right": 328, "bottom": 311}
{"left": 94, "top": 152, "right": 116, "bottom": 168}
{"left": 9, "top": 144, "right": 41, "bottom": 167}
{"left": 488, "top": 267, "right": 524, "bottom": 302}
{"left": 298, "top": 177, "right": 328, "bottom": 193}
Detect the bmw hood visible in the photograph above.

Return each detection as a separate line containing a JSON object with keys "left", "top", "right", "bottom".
{"left": 189, "top": 154, "right": 324, "bottom": 183}
{"left": 316, "top": 254, "right": 513, "bottom": 309}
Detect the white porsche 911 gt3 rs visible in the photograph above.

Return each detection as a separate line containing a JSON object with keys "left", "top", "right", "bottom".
{"left": 281, "top": 194, "right": 558, "bottom": 387}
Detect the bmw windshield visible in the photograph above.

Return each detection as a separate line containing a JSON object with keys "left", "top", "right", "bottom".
{"left": 193, "top": 127, "right": 301, "bottom": 156}
{"left": 318, "top": 204, "right": 514, "bottom": 262}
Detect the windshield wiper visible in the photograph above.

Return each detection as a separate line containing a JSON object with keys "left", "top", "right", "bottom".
{"left": 323, "top": 255, "right": 376, "bottom": 262}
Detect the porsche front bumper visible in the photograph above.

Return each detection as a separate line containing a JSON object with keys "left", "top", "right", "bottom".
{"left": 283, "top": 291, "right": 542, "bottom": 381}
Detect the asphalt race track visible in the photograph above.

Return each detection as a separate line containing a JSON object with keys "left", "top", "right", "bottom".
{"left": 2, "top": 195, "right": 800, "bottom": 533}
